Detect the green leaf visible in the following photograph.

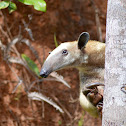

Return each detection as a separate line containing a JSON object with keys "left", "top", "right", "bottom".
{"left": 34, "top": 0, "right": 46, "bottom": 12}
{"left": 8, "top": 2, "right": 17, "bottom": 13}
{"left": 54, "top": 33, "right": 58, "bottom": 47}
{"left": 18, "top": 0, "right": 34, "bottom": 5}
{"left": 21, "top": 54, "right": 40, "bottom": 76}
{"left": 78, "top": 111, "right": 85, "bottom": 126}
{"left": 58, "top": 120, "right": 62, "bottom": 125}
{"left": 0, "top": 1, "right": 17, "bottom": 13}
{"left": 18, "top": 0, "right": 46, "bottom": 12}
{"left": 0, "top": 1, "right": 9, "bottom": 9}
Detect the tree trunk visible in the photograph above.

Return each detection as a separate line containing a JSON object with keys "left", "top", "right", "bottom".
{"left": 102, "top": 0, "right": 126, "bottom": 125}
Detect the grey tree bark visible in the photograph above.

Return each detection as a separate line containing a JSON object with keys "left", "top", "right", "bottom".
{"left": 102, "top": 0, "right": 126, "bottom": 125}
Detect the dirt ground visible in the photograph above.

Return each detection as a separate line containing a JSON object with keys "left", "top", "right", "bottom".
{"left": 0, "top": 0, "right": 107, "bottom": 126}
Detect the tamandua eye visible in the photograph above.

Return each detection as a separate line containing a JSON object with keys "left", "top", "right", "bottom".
{"left": 62, "top": 49, "right": 68, "bottom": 55}
{"left": 49, "top": 52, "right": 51, "bottom": 54}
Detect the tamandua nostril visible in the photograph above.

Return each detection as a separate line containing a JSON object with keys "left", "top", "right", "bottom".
{"left": 40, "top": 69, "right": 49, "bottom": 78}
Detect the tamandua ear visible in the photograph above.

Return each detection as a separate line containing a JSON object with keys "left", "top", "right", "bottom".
{"left": 78, "top": 32, "right": 90, "bottom": 50}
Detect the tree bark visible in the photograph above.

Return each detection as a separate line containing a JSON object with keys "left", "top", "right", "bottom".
{"left": 102, "top": 0, "right": 126, "bottom": 125}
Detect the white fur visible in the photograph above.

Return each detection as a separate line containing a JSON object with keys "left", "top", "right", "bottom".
{"left": 81, "top": 54, "right": 89, "bottom": 64}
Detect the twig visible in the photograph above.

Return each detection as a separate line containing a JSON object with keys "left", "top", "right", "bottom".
{"left": 90, "top": 0, "right": 103, "bottom": 42}
{"left": 42, "top": 100, "right": 45, "bottom": 118}
{"left": 21, "top": 38, "right": 42, "bottom": 65}
{"left": 6, "top": 36, "right": 22, "bottom": 57}
{"left": 9, "top": 20, "right": 17, "bottom": 31}
{"left": 0, "top": 22, "right": 21, "bottom": 59}
{"left": 0, "top": 25, "right": 11, "bottom": 42}
{"left": 18, "top": 25, "right": 22, "bottom": 37}
{"left": 0, "top": 11, "right": 12, "bottom": 42}
{"left": 6, "top": 62, "right": 23, "bottom": 93}
{"left": 9, "top": 108, "right": 21, "bottom": 126}
{"left": 7, "top": 62, "right": 21, "bottom": 82}
{"left": 36, "top": 79, "right": 45, "bottom": 118}
{"left": 4, "top": 12, "right": 13, "bottom": 39}
{"left": 52, "top": 95, "right": 72, "bottom": 120}
{"left": 22, "top": 19, "right": 34, "bottom": 41}
{"left": 28, "top": 78, "right": 57, "bottom": 91}
{"left": 0, "top": 12, "right": 22, "bottom": 60}
{"left": 67, "top": 104, "right": 81, "bottom": 126}
{"left": 28, "top": 99, "right": 35, "bottom": 118}
{"left": 22, "top": 68, "right": 30, "bottom": 92}
{"left": 12, "top": 79, "right": 23, "bottom": 93}
{"left": 42, "top": 47, "right": 45, "bottom": 63}
{"left": 69, "top": 94, "right": 78, "bottom": 103}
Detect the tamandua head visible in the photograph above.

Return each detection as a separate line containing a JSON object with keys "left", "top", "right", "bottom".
{"left": 40, "top": 32, "right": 89, "bottom": 78}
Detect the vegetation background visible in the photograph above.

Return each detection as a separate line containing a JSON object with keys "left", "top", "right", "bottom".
{"left": 0, "top": 0, "right": 107, "bottom": 125}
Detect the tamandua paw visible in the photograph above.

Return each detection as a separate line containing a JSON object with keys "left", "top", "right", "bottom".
{"left": 82, "top": 82, "right": 104, "bottom": 115}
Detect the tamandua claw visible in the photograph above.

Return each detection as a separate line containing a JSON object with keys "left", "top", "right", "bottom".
{"left": 85, "top": 82, "right": 104, "bottom": 89}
